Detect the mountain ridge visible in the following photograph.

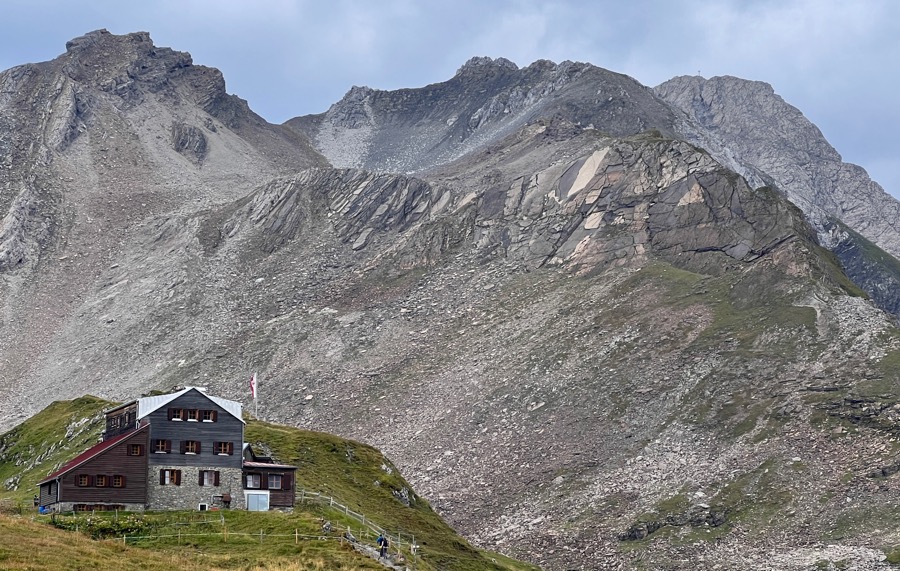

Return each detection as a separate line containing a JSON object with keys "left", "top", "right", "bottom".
{"left": 285, "top": 56, "right": 678, "bottom": 175}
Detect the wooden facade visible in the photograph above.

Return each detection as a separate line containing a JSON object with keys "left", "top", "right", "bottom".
{"left": 242, "top": 446, "right": 296, "bottom": 509}
{"left": 145, "top": 390, "right": 243, "bottom": 471}
{"left": 103, "top": 402, "right": 137, "bottom": 440}
{"left": 38, "top": 426, "right": 148, "bottom": 510}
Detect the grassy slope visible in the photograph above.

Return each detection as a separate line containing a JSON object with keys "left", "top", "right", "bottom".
{"left": 246, "top": 420, "right": 534, "bottom": 571}
{"left": 0, "top": 396, "right": 110, "bottom": 506}
{"left": 0, "top": 399, "right": 537, "bottom": 571}
{"left": 0, "top": 511, "right": 380, "bottom": 571}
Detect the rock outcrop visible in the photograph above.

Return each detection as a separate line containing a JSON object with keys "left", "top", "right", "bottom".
{"left": 655, "top": 76, "right": 900, "bottom": 279}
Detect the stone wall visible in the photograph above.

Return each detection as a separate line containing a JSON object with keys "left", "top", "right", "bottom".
{"left": 55, "top": 502, "right": 145, "bottom": 513}
{"left": 146, "top": 465, "right": 244, "bottom": 510}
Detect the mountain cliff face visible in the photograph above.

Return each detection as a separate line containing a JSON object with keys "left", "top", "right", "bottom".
{"left": 655, "top": 76, "right": 900, "bottom": 316}
{"left": 655, "top": 75, "right": 900, "bottom": 256}
{"left": 4, "top": 32, "right": 900, "bottom": 571}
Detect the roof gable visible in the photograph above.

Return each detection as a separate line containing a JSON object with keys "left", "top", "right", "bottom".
{"left": 137, "top": 387, "right": 244, "bottom": 423}
{"left": 39, "top": 425, "right": 148, "bottom": 484}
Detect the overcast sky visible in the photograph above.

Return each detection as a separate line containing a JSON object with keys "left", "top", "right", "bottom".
{"left": 1, "top": 0, "right": 898, "bottom": 198}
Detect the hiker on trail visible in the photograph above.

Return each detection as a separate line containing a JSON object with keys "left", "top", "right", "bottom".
{"left": 377, "top": 532, "right": 389, "bottom": 558}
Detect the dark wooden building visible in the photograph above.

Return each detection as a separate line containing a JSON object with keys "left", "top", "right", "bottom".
{"left": 38, "top": 425, "right": 149, "bottom": 512}
{"left": 37, "top": 387, "right": 296, "bottom": 513}
{"left": 243, "top": 444, "right": 297, "bottom": 510}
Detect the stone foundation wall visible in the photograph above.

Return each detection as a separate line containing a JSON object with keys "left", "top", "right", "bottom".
{"left": 146, "top": 465, "right": 244, "bottom": 510}
{"left": 55, "top": 502, "right": 145, "bottom": 513}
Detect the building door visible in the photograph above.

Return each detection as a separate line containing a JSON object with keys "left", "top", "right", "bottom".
{"left": 246, "top": 492, "right": 269, "bottom": 511}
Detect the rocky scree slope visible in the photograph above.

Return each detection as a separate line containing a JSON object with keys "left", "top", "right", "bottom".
{"left": 656, "top": 75, "right": 900, "bottom": 316}
{"left": 285, "top": 57, "right": 678, "bottom": 174}
{"left": 0, "top": 29, "right": 325, "bottom": 426}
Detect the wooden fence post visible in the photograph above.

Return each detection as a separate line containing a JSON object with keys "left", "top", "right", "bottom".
{"left": 295, "top": 528, "right": 298, "bottom": 544}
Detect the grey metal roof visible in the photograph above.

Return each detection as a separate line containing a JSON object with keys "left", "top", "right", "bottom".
{"left": 137, "top": 387, "right": 244, "bottom": 423}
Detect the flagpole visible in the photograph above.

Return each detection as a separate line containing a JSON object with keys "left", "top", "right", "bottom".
{"left": 250, "top": 372, "right": 258, "bottom": 419}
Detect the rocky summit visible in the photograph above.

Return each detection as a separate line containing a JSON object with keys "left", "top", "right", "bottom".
{"left": 3, "top": 30, "right": 900, "bottom": 571}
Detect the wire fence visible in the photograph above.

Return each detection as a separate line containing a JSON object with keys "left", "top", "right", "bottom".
{"left": 114, "top": 519, "right": 413, "bottom": 567}
{"left": 34, "top": 488, "right": 419, "bottom": 567}
{"left": 296, "top": 488, "right": 416, "bottom": 549}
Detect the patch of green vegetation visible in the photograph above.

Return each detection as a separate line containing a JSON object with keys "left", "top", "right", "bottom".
{"left": 710, "top": 458, "right": 792, "bottom": 532}
{"left": 823, "top": 504, "right": 900, "bottom": 542}
{"left": 616, "top": 261, "right": 817, "bottom": 360}
{"left": 872, "top": 348, "right": 900, "bottom": 395}
{"left": 629, "top": 130, "right": 671, "bottom": 144}
{"left": 884, "top": 546, "right": 900, "bottom": 565}
{"left": 790, "top": 461, "right": 807, "bottom": 473}
{"left": 837, "top": 221, "right": 900, "bottom": 280}
{"left": 752, "top": 415, "right": 786, "bottom": 443}
{"left": 655, "top": 492, "right": 690, "bottom": 515}
{"left": 715, "top": 392, "right": 774, "bottom": 438}
{"left": 622, "top": 262, "right": 706, "bottom": 304}
{"left": 0, "top": 396, "right": 113, "bottom": 505}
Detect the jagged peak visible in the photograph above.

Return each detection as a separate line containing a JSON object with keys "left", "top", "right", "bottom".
{"left": 341, "top": 85, "right": 376, "bottom": 101}
{"left": 66, "top": 29, "right": 145, "bottom": 52}
{"left": 523, "top": 58, "right": 558, "bottom": 72}
{"left": 455, "top": 56, "right": 519, "bottom": 76}
{"left": 63, "top": 29, "right": 192, "bottom": 65}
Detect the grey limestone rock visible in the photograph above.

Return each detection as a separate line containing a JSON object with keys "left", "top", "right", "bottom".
{"left": 655, "top": 75, "right": 900, "bottom": 260}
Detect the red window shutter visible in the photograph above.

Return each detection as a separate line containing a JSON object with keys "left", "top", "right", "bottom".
{"left": 121, "top": 476, "right": 126, "bottom": 488}
{"left": 227, "top": 442, "right": 234, "bottom": 455}
{"left": 213, "top": 471, "right": 220, "bottom": 486}
{"left": 198, "top": 471, "right": 204, "bottom": 486}
{"left": 261, "top": 474, "right": 269, "bottom": 490}
{"left": 282, "top": 473, "right": 292, "bottom": 491}
{"left": 174, "top": 470, "right": 181, "bottom": 486}
{"left": 196, "top": 441, "right": 201, "bottom": 454}
{"left": 212, "top": 410, "right": 218, "bottom": 421}
{"left": 179, "top": 440, "right": 186, "bottom": 454}
{"left": 165, "top": 440, "right": 172, "bottom": 453}
{"left": 168, "top": 408, "right": 173, "bottom": 420}
{"left": 159, "top": 470, "right": 166, "bottom": 485}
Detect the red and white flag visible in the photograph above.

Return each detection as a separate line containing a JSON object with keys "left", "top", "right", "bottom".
{"left": 249, "top": 373, "right": 257, "bottom": 400}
